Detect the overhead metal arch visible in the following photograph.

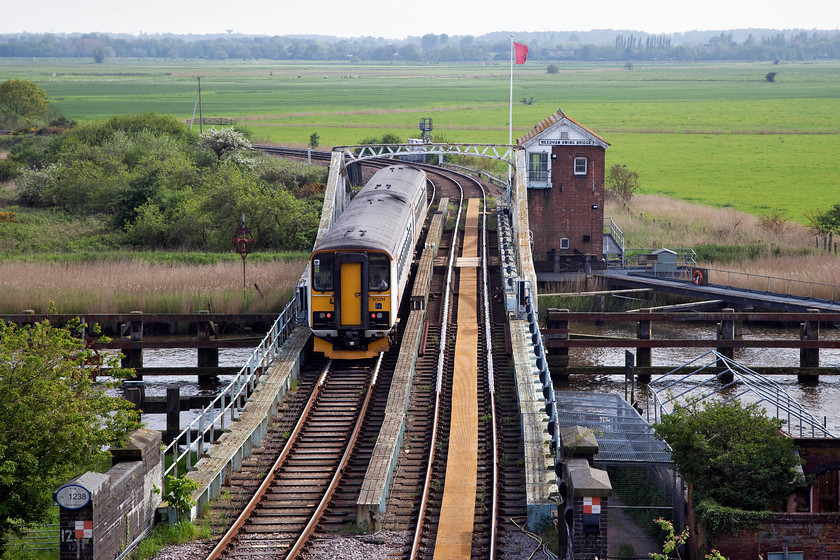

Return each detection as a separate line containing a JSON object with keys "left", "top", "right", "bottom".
{"left": 335, "top": 143, "right": 522, "bottom": 166}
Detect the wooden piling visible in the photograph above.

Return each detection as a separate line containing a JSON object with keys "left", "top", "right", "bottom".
{"left": 166, "top": 387, "right": 181, "bottom": 438}
{"left": 545, "top": 308, "right": 570, "bottom": 376}
{"left": 800, "top": 309, "right": 820, "bottom": 381}
{"left": 717, "top": 308, "right": 736, "bottom": 382}
{"left": 636, "top": 310, "right": 652, "bottom": 382}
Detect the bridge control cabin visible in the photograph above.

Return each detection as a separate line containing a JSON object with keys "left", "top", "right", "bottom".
{"left": 518, "top": 108, "right": 611, "bottom": 281}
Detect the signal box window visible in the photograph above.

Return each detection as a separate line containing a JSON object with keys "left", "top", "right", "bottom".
{"left": 528, "top": 152, "right": 549, "bottom": 183}
{"left": 574, "top": 157, "right": 587, "bottom": 176}
{"left": 312, "top": 254, "right": 333, "bottom": 291}
{"left": 369, "top": 253, "right": 390, "bottom": 292}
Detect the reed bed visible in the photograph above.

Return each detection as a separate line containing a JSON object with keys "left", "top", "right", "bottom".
{"left": 701, "top": 255, "right": 840, "bottom": 301}
{"left": 606, "top": 194, "right": 815, "bottom": 251}
{"left": 0, "top": 259, "right": 308, "bottom": 314}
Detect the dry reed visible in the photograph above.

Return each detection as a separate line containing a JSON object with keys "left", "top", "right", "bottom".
{"left": 0, "top": 259, "right": 308, "bottom": 314}
{"left": 606, "top": 194, "right": 815, "bottom": 250}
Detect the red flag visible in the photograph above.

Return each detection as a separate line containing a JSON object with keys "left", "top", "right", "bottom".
{"left": 514, "top": 42, "right": 528, "bottom": 64}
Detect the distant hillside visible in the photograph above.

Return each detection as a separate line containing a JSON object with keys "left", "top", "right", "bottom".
{"left": 1, "top": 28, "right": 838, "bottom": 61}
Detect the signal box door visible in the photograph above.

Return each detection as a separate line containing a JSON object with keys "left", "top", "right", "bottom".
{"left": 339, "top": 261, "right": 363, "bottom": 326}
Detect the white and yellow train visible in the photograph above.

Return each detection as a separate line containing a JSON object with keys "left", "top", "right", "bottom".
{"left": 308, "top": 165, "right": 428, "bottom": 359}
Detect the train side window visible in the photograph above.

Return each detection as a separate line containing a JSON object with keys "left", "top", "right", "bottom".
{"left": 312, "top": 254, "right": 333, "bottom": 291}
{"left": 369, "top": 253, "right": 390, "bottom": 292}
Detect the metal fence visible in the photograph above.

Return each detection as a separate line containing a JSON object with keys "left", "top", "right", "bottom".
{"left": 701, "top": 267, "right": 840, "bottom": 303}
{"left": 14, "top": 516, "right": 59, "bottom": 552}
{"left": 161, "top": 298, "right": 298, "bottom": 478}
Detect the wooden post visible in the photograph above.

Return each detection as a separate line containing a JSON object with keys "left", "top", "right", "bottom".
{"left": 636, "top": 310, "right": 651, "bottom": 383}
{"left": 800, "top": 308, "right": 820, "bottom": 381}
{"left": 166, "top": 387, "right": 181, "bottom": 438}
{"left": 120, "top": 311, "right": 144, "bottom": 370}
{"left": 545, "top": 308, "right": 570, "bottom": 377}
{"left": 197, "top": 310, "right": 219, "bottom": 369}
{"left": 716, "top": 308, "right": 735, "bottom": 382}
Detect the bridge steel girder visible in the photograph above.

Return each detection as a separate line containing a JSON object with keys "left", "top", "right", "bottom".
{"left": 336, "top": 142, "right": 517, "bottom": 165}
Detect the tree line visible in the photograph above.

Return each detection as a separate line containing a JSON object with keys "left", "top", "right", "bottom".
{"left": 2, "top": 29, "right": 840, "bottom": 62}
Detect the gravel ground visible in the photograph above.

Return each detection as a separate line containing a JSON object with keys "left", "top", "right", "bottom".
{"left": 151, "top": 527, "right": 558, "bottom": 560}
{"left": 152, "top": 540, "right": 215, "bottom": 560}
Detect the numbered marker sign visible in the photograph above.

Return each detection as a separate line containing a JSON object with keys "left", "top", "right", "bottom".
{"left": 55, "top": 484, "right": 91, "bottom": 510}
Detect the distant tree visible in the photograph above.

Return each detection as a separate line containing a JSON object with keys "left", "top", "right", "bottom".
{"left": 0, "top": 320, "right": 140, "bottom": 552}
{"left": 765, "top": 71, "right": 777, "bottom": 82}
{"left": 546, "top": 64, "right": 559, "bottom": 74}
{"left": 624, "top": 61, "right": 635, "bottom": 70}
{"left": 606, "top": 163, "right": 640, "bottom": 202}
{"left": 198, "top": 127, "right": 253, "bottom": 161}
{"left": 380, "top": 132, "right": 402, "bottom": 144}
{"left": 92, "top": 45, "right": 108, "bottom": 63}
{"left": 309, "top": 132, "right": 320, "bottom": 149}
{"left": 0, "top": 79, "right": 48, "bottom": 121}
{"left": 806, "top": 201, "right": 840, "bottom": 234}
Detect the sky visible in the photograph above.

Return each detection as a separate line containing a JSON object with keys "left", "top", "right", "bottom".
{"left": 2, "top": 0, "right": 838, "bottom": 38}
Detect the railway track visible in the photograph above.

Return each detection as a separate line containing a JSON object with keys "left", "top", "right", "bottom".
{"left": 184, "top": 147, "right": 534, "bottom": 559}
{"left": 205, "top": 356, "right": 383, "bottom": 560}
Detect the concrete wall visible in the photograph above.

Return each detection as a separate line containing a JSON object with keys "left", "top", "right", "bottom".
{"left": 59, "top": 429, "right": 162, "bottom": 560}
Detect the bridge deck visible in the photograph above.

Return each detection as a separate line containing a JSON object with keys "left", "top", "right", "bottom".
{"left": 598, "top": 269, "right": 840, "bottom": 312}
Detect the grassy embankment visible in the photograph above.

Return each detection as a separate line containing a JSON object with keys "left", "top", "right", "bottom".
{"left": 1, "top": 59, "right": 839, "bottom": 312}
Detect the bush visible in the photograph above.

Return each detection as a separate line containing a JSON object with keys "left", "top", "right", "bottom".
{"left": 15, "top": 164, "right": 59, "bottom": 207}
{"left": 654, "top": 399, "right": 802, "bottom": 512}
{"left": 0, "top": 159, "right": 20, "bottom": 182}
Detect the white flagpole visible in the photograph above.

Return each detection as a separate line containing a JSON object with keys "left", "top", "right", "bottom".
{"left": 508, "top": 34, "right": 514, "bottom": 186}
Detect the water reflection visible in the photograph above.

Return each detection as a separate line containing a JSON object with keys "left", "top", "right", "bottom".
{"left": 559, "top": 321, "right": 840, "bottom": 436}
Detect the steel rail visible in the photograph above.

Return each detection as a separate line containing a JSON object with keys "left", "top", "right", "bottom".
{"left": 409, "top": 178, "right": 465, "bottom": 560}
{"left": 285, "top": 353, "right": 383, "bottom": 559}
{"left": 204, "top": 359, "right": 335, "bottom": 560}
{"left": 477, "top": 179, "right": 500, "bottom": 560}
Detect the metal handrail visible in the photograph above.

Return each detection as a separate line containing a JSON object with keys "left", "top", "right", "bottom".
{"left": 161, "top": 298, "right": 298, "bottom": 479}
{"left": 603, "top": 218, "right": 626, "bottom": 267}
{"left": 700, "top": 267, "right": 840, "bottom": 303}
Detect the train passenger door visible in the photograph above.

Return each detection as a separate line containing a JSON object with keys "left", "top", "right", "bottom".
{"left": 338, "top": 258, "right": 365, "bottom": 327}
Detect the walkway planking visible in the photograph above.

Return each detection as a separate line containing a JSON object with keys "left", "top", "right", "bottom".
{"left": 433, "top": 199, "right": 480, "bottom": 559}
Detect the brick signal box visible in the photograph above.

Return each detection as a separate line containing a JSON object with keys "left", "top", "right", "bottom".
{"left": 518, "top": 108, "right": 609, "bottom": 278}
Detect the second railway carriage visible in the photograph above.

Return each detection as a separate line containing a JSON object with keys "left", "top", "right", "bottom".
{"left": 308, "top": 165, "right": 428, "bottom": 359}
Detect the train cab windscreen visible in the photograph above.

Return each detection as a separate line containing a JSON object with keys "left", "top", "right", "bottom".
{"left": 312, "top": 254, "right": 334, "bottom": 291}
{"left": 368, "top": 253, "right": 390, "bottom": 292}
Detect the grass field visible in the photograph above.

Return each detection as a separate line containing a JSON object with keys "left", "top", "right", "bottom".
{"left": 2, "top": 58, "right": 839, "bottom": 222}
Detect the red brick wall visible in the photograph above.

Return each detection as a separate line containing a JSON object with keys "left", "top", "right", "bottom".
{"left": 527, "top": 145, "right": 605, "bottom": 262}
{"left": 712, "top": 513, "right": 840, "bottom": 560}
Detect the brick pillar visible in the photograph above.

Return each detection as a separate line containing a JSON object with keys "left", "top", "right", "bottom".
{"left": 559, "top": 426, "right": 612, "bottom": 560}
{"left": 58, "top": 429, "right": 162, "bottom": 560}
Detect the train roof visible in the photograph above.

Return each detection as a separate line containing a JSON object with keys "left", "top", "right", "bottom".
{"left": 313, "top": 166, "right": 426, "bottom": 254}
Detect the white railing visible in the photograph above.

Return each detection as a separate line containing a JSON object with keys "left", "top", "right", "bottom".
{"left": 603, "top": 218, "right": 626, "bottom": 267}
{"left": 161, "top": 298, "right": 298, "bottom": 479}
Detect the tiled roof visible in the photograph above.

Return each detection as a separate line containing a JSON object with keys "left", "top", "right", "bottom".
{"left": 516, "top": 107, "right": 609, "bottom": 146}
